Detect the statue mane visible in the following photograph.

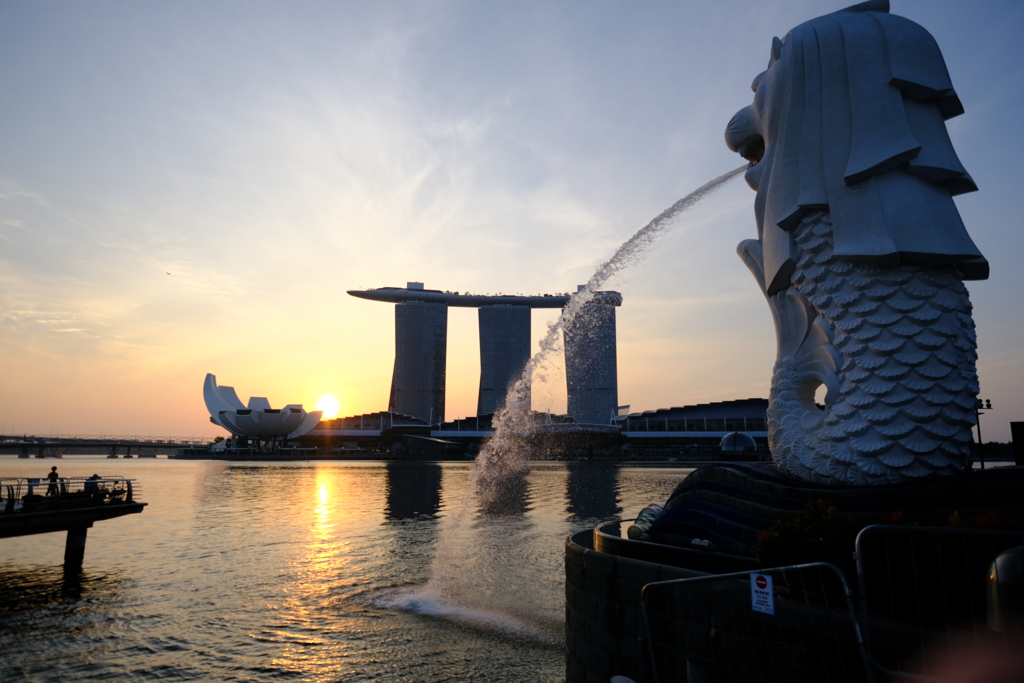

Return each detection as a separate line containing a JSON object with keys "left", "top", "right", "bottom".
{"left": 726, "top": 1, "right": 987, "bottom": 294}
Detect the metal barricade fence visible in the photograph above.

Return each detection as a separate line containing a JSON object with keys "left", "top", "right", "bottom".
{"left": 641, "top": 562, "right": 871, "bottom": 683}
{"left": 855, "top": 525, "right": 1024, "bottom": 681}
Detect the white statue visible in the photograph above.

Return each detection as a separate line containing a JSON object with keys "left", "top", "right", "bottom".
{"left": 725, "top": 0, "right": 988, "bottom": 485}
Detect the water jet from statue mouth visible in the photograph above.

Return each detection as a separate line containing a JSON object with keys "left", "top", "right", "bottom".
{"left": 421, "top": 165, "right": 746, "bottom": 602}
{"left": 739, "top": 135, "right": 764, "bottom": 165}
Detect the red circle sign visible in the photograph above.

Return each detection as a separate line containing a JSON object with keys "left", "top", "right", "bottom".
{"left": 755, "top": 576, "right": 768, "bottom": 589}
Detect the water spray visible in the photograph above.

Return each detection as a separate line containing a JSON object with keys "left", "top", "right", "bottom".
{"left": 414, "top": 165, "right": 746, "bottom": 613}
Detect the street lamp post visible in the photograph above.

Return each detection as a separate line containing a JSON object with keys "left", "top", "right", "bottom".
{"left": 975, "top": 398, "right": 993, "bottom": 470}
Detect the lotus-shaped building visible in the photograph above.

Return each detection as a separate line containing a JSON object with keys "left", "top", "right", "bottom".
{"left": 204, "top": 374, "right": 322, "bottom": 442}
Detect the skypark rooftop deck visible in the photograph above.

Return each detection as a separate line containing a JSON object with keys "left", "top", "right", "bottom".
{"left": 348, "top": 281, "right": 623, "bottom": 424}
{"left": 348, "top": 286, "right": 622, "bottom": 308}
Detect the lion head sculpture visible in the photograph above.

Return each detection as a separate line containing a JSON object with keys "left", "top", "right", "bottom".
{"left": 725, "top": 0, "right": 987, "bottom": 295}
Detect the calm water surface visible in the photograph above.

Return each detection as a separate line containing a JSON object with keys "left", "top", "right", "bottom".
{"left": 0, "top": 458, "right": 690, "bottom": 682}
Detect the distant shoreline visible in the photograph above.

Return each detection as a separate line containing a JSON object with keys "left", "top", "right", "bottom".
{"left": 1, "top": 454, "right": 1015, "bottom": 470}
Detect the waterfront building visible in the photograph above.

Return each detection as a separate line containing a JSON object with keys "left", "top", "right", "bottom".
{"left": 310, "top": 410, "right": 429, "bottom": 435}
{"left": 614, "top": 398, "right": 769, "bottom": 434}
{"left": 563, "top": 291, "right": 622, "bottom": 425}
{"left": 203, "top": 373, "right": 322, "bottom": 444}
{"left": 477, "top": 305, "right": 531, "bottom": 415}
{"left": 348, "top": 283, "right": 622, "bottom": 424}
{"left": 299, "top": 400, "right": 769, "bottom": 459}
{"left": 390, "top": 298, "right": 448, "bottom": 425}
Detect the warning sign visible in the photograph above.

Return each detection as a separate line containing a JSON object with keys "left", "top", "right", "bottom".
{"left": 750, "top": 573, "right": 774, "bottom": 615}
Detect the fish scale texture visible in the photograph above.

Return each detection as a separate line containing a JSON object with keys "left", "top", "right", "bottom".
{"left": 768, "top": 212, "right": 979, "bottom": 485}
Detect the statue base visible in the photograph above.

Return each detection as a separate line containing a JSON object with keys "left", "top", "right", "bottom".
{"left": 643, "top": 463, "right": 1024, "bottom": 556}
{"left": 566, "top": 463, "right": 1024, "bottom": 683}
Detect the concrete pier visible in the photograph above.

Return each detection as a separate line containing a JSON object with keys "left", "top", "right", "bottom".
{"left": 0, "top": 476, "right": 146, "bottom": 569}
{"left": 64, "top": 524, "right": 90, "bottom": 569}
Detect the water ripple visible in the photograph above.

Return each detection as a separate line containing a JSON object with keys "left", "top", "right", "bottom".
{"left": 0, "top": 459, "right": 687, "bottom": 681}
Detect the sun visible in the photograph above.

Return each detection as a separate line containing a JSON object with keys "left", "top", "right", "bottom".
{"left": 315, "top": 393, "right": 341, "bottom": 419}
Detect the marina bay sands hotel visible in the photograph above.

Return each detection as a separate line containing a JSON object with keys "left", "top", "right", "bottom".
{"left": 348, "top": 283, "right": 622, "bottom": 426}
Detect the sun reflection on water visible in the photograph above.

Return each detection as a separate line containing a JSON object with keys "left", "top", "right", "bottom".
{"left": 316, "top": 481, "right": 330, "bottom": 529}
{"left": 263, "top": 466, "right": 379, "bottom": 679}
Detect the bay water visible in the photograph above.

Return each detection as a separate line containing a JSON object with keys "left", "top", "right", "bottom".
{"left": 0, "top": 458, "right": 690, "bottom": 682}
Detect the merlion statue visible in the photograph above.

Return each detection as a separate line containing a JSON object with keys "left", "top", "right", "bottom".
{"left": 725, "top": 0, "right": 988, "bottom": 485}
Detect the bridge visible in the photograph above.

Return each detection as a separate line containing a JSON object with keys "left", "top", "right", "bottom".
{"left": 0, "top": 435, "right": 213, "bottom": 458}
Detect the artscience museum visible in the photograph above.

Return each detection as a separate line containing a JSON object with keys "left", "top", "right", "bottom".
{"left": 203, "top": 373, "right": 322, "bottom": 446}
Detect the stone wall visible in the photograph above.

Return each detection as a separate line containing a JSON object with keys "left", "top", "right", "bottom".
{"left": 565, "top": 530, "right": 705, "bottom": 683}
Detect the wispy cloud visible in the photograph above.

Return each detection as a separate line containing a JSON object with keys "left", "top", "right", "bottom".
{"left": 0, "top": 1, "right": 1020, "bottom": 436}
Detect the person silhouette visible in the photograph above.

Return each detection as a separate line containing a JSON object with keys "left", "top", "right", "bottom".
{"left": 46, "top": 466, "right": 59, "bottom": 496}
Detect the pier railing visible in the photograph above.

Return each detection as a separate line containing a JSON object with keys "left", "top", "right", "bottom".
{"left": 1, "top": 477, "right": 140, "bottom": 514}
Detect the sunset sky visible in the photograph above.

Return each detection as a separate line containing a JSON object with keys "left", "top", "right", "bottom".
{"left": 1, "top": 1, "right": 1021, "bottom": 440}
